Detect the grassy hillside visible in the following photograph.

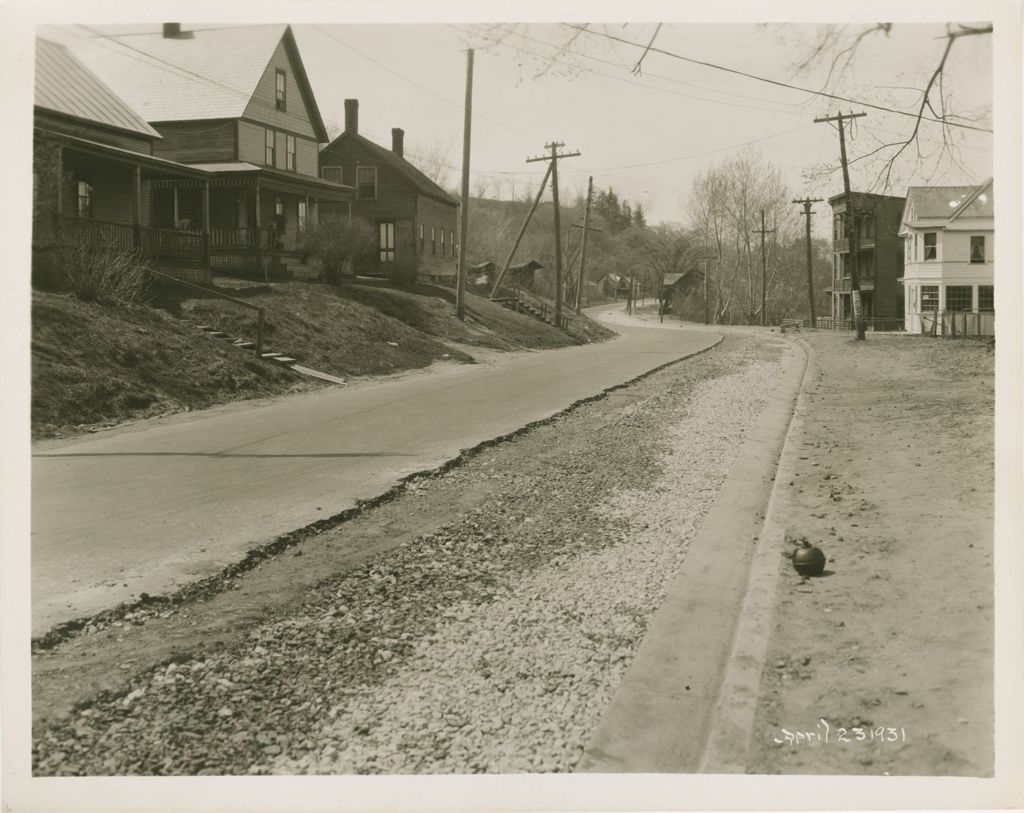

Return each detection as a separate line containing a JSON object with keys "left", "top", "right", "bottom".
{"left": 32, "top": 278, "right": 614, "bottom": 439}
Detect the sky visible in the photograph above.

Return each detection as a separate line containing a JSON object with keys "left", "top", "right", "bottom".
{"left": 290, "top": 22, "right": 993, "bottom": 234}
{"left": 34, "top": 19, "right": 993, "bottom": 238}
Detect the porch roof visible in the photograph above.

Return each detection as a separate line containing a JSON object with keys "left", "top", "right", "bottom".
{"left": 37, "top": 128, "right": 210, "bottom": 178}
{"left": 188, "top": 162, "right": 355, "bottom": 201}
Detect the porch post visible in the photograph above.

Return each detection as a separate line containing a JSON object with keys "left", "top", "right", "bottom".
{"left": 201, "top": 180, "right": 210, "bottom": 232}
{"left": 132, "top": 165, "right": 142, "bottom": 249}
{"left": 202, "top": 179, "right": 211, "bottom": 266}
{"left": 173, "top": 187, "right": 179, "bottom": 227}
{"left": 55, "top": 145, "right": 64, "bottom": 214}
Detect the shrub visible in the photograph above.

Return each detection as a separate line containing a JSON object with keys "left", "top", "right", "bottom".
{"left": 51, "top": 239, "right": 152, "bottom": 304}
{"left": 302, "top": 216, "right": 376, "bottom": 284}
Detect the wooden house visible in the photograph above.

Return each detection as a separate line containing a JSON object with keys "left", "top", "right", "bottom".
{"left": 33, "top": 38, "right": 214, "bottom": 279}
{"left": 55, "top": 23, "right": 354, "bottom": 279}
{"left": 318, "top": 99, "right": 460, "bottom": 282}
{"left": 898, "top": 180, "right": 994, "bottom": 336}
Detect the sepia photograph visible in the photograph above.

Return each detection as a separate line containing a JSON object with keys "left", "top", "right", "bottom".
{"left": 1, "top": 0, "right": 1021, "bottom": 811}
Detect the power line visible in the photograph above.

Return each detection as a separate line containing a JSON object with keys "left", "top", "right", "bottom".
{"left": 457, "top": 24, "right": 808, "bottom": 117}
{"left": 309, "top": 25, "right": 544, "bottom": 140}
{"left": 471, "top": 24, "right": 806, "bottom": 114}
{"left": 567, "top": 25, "right": 993, "bottom": 134}
{"left": 575, "top": 123, "right": 809, "bottom": 171}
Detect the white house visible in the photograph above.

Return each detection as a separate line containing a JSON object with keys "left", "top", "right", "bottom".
{"left": 898, "top": 179, "right": 994, "bottom": 335}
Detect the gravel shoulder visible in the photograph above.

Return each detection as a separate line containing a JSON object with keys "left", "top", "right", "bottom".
{"left": 33, "top": 332, "right": 787, "bottom": 775}
{"left": 746, "top": 331, "right": 994, "bottom": 776}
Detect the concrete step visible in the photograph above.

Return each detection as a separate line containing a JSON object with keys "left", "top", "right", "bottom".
{"left": 260, "top": 352, "right": 282, "bottom": 359}
{"left": 271, "top": 356, "right": 297, "bottom": 364}
{"left": 234, "top": 341, "right": 255, "bottom": 349}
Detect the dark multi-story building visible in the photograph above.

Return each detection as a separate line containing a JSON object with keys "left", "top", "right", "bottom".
{"left": 826, "top": 191, "right": 906, "bottom": 323}
{"left": 318, "top": 99, "right": 460, "bottom": 282}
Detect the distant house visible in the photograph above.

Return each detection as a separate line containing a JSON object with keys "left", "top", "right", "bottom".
{"left": 54, "top": 23, "right": 354, "bottom": 279}
{"left": 898, "top": 180, "right": 994, "bottom": 336}
{"left": 33, "top": 38, "right": 214, "bottom": 279}
{"left": 318, "top": 99, "right": 460, "bottom": 282}
{"left": 598, "top": 272, "right": 632, "bottom": 300}
{"left": 826, "top": 191, "right": 906, "bottom": 326}
{"left": 507, "top": 260, "right": 544, "bottom": 290}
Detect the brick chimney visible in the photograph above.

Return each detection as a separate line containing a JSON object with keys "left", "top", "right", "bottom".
{"left": 391, "top": 128, "right": 404, "bottom": 158}
{"left": 162, "top": 23, "right": 182, "bottom": 38}
{"left": 344, "top": 99, "right": 359, "bottom": 134}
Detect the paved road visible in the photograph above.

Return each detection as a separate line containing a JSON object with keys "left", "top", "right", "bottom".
{"left": 32, "top": 305, "right": 721, "bottom": 634}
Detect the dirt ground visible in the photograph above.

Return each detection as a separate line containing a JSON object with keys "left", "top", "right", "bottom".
{"left": 747, "top": 330, "right": 994, "bottom": 776}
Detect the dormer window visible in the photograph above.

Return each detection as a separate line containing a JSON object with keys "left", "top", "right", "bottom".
{"left": 275, "top": 69, "right": 287, "bottom": 112}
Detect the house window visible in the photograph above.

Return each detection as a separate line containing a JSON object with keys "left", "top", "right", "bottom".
{"left": 298, "top": 200, "right": 307, "bottom": 234}
{"left": 419, "top": 224, "right": 424, "bottom": 253}
{"left": 945, "top": 286, "right": 973, "bottom": 312}
{"left": 275, "top": 69, "right": 287, "bottom": 112}
{"left": 970, "top": 235, "right": 985, "bottom": 264}
{"left": 920, "top": 285, "right": 939, "bottom": 312}
{"left": 440, "top": 228, "right": 445, "bottom": 256}
{"left": 978, "top": 285, "right": 994, "bottom": 312}
{"left": 76, "top": 181, "right": 93, "bottom": 218}
{"left": 356, "top": 166, "right": 377, "bottom": 199}
{"left": 379, "top": 221, "right": 395, "bottom": 263}
{"left": 859, "top": 254, "right": 874, "bottom": 278}
{"left": 265, "top": 129, "right": 276, "bottom": 166}
{"left": 431, "top": 226, "right": 436, "bottom": 255}
{"left": 923, "top": 232, "right": 937, "bottom": 260}
{"left": 905, "top": 237, "right": 911, "bottom": 262}
{"left": 450, "top": 230, "right": 455, "bottom": 257}
{"left": 286, "top": 135, "right": 296, "bottom": 171}
{"left": 321, "top": 166, "right": 343, "bottom": 184}
{"left": 860, "top": 216, "right": 875, "bottom": 240}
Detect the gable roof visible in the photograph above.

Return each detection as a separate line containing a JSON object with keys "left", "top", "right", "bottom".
{"left": 35, "top": 38, "right": 160, "bottom": 138}
{"left": 323, "top": 131, "right": 459, "bottom": 207}
{"left": 903, "top": 180, "right": 994, "bottom": 228}
{"left": 64, "top": 25, "right": 328, "bottom": 141}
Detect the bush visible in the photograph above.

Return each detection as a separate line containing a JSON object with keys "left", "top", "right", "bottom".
{"left": 302, "top": 216, "right": 376, "bottom": 284}
{"left": 50, "top": 239, "right": 152, "bottom": 304}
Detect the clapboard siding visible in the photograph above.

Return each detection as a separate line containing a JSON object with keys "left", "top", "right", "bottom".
{"left": 36, "top": 110, "right": 154, "bottom": 154}
{"left": 296, "top": 137, "right": 317, "bottom": 177}
{"left": 238, "top": 119, "right": 318, "bottom": 177}
{"left": 151, "top": 120, "right": 235, "bottom": 163}
{"left": 242, "top": 39, "right": 317, "bottom": 139}
{"left": 238, "top": 119, "right": 267, "bottom": 166}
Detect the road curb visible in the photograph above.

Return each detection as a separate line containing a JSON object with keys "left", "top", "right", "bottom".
{"left": 577, "top": 336, "right": 810, "bottom": 773}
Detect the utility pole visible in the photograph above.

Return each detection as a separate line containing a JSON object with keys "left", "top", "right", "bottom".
{"left": 456, "top": 49, "right": 474, "bottom": 321}
{"left": 699, "top": 254, "right": 715, "bottom": 324}
{"left": 526, "top": 142, "right": 580, "bottom": 327}
{"left": 815, "top": 111, "right": 867, "bottom": 339}
{"left": 792, "top": 197, "right": 824, "bottom": 328}
{"left": 490, "top": 162, "right": 552, "bottom": 298}
{"left": 753, "top": 210, "right": 776, "bottom": 326}
{"left": 573, "top": 176, "right": 595, "bottom": 314}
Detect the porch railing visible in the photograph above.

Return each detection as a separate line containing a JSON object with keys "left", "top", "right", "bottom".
{"left": 210, "top": 227, "right": 274, "bottom": 250}
{"left": 139, "top": 225, "right": 206, "bottom": 264}
{"left": 55, "top": 215, "right": 207, "bottom": 265}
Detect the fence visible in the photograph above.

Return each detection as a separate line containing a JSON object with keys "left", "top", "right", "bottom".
{"left": 812, "top": 316, "right": 905, "bottom": 332}
{"left": 917, "top": 310, "right": 995, "bottom": 338}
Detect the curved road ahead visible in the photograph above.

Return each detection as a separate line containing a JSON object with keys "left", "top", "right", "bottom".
{"left": 31, "top": 306, "right": 721, "bottom": 634}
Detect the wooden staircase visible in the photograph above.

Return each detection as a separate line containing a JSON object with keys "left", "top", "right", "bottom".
{"left": 195, "top": 324, "right": 345, "bottom": 384}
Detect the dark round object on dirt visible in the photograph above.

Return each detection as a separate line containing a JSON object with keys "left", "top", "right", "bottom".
{"left": 792, "top": 545, "right": 826, "bottom": 576}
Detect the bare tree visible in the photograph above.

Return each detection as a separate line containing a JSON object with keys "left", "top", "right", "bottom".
{"left": 406, "top": 136, "right": 457, "bottom": 188}
{"left": 787, "top": 23, "right": 992, "bottom": 192}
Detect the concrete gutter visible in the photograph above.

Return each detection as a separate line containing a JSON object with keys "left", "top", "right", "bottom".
{"left": 578, "top": 336, "right": 810, "bottom": 773}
